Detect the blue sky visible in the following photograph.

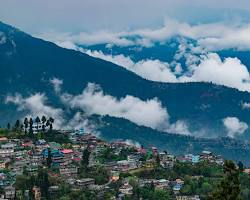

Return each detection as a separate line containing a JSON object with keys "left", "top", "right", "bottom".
{"left": 1, "top": 0, "right": 250, "bottom": 33}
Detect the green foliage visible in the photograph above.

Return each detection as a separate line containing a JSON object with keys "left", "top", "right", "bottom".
{"left": 36, "top": 167, "right": 50, "bottom": 198}
{"left": 80, "top": 165, "right": 110, "bottom": 185}
{"left": 97, "top": 146, "right": 137, "bottom": 164}
{"left": 81, "top": 148, "right": 91, "bottom": 169}
{"left": 209, "top": 160, "right": 241, "bottom": 200}
{"left": 130, "top": 185, "right": 170, "bottom": 200}
{"left": 47, "top": 148, "right": 52, "bottom": 168}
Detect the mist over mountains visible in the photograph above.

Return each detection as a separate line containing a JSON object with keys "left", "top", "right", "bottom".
{"left": 1, "top": 21, "right": 250, "bottom": 163}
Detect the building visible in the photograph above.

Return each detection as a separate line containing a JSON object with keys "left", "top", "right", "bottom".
{"left": 173, "top": 179, "right": 184, "bottom": 193}
{"left": 75, "top": 178, "right": 95, "bottom": 189}
{"left": 32, "top": 186, "right": 41, "bottom": 200}
{"left": 27, "top": 122, "right": 47, "bottom": 134}
{"left": 59, "top": 166, "right": 78, "bottom": 177}
{"left": 155, "top": 179, "right": 169, "bottom": 190}
{"left": 0, "top": 143, "right": 15, "bottom": 157}
{"left": 0, "top": 162, "right": 7, "bottom": 169}
{"left": 4, "top": 186, "right": 15, "bottom": 199}
{"left": 119, "top": 182, "right": 133, "bottom": 195}
{"left": 176, "top": 195, "right": 200, "bottom": 200}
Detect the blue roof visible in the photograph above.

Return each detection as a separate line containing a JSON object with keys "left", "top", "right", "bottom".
{"left": 42, "top": 149, "right": 64, "bottom": 157}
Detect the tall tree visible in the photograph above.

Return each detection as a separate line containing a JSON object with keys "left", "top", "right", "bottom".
{"left": 24, "top": 117, "right": 28, "bottom": 135}
{"left": 156, "top": 154, "right": 161, "bottom": 167}
{"left": 36, "top": 167, "right": 49, "bottom": 198}
{"left": 209, "top": 160, "right": 241, "bottom": 200}
{"left": 81, "top": 147, "right": 91, "bottom": 170}
{"left": 14, "top": 119, "right": 20, "bottom": 131}
{"left": 7, "top": 122, "right": 11, "bottom": 130}
{"left": 29, "top": 118, "right": 33, "bottom": 138}
{"left": 35, "top": 116, "right": 41, "bottom": 133}
{"left": 49, "top": 117, "right": 54, "bottom": 132}
{"left": 238, "top": 161, "right": 244, "bottom": 172}
{"left": 41, "top": 116, "right": 46, "bottom": 133}
{"left": 46, "top": 148, "right": 52, "bottom": 168}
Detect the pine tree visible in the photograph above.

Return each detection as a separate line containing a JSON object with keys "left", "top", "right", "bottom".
{"left": 14, "top": 120, "right": 20, "bottom": 132}
{"left": 41, "top": 116, "right": 46, "bottom": 133}
{"left": 238, "top": 161, "right": 244, "bottom": 172}
{"left": 49, "top": 117, "right": 54, "bottom": 132}
{"left": 46, "top": 148, "right": 52, "bottom": 168}
{"left": 36, "top": 167, "right": 49, "bottom": 198}
{"left": 24, "top": 118, "right": 28, "bottom": 135}
{"left": 156, "top": 154, "right": 161, "bottom": 167}
{"left": 7, "top": 123, "right": 11, "bottom": 130}
{"left": 81, "top": 147, "right": 91, "bottom": 170}
{"left": 29, "top": 118, "right": 33, "bottom": 138}
{"left": 35, "top": 116, "right": 41, "bottom": 133}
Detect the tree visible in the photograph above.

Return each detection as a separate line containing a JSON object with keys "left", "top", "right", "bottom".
{"left": 47, "top": 148, "right": 52, "bottom": 168}
{"left": 14, "top": 120, "right": 20, "bottom": 131}
{"left": 49, "top": 117, "right": 54, "bottom": 132}
{"left": 81, "top": 147, "right": 91, "bottom": 170}
{"left": 46, "top": 120, "right": 50, "bottom": 129}
{"left": 7, "top": 122, "right": 11, "bottom": 130}
{"left": 156, "top": 154, "right": 161, "bottom": 167}
{"left": 41, "top": 116, "right": 46, "bottom": 133}
{"left": 24, "top": 118, "right": 28, "bottom": 135}
{"left": 29, "top": 118, "right": 33, "bottom": 138}
{"left": 36, "top": 168, "right": 49, "bottom": 198}
{"left": 238, "top": 161, "right": 244, "bottom": 172}
{"left": 209, "top": 160, "right": 241, "bottom": 200}
{"left": 35, "top": 116, "right": 41, "bottom": 133}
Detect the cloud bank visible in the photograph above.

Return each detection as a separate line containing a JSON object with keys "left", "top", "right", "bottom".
{"left": 223, "top": 117, "right": 248, "bottom": 138}
{"left": 60, "top": 83, "right": 190, "bottom": 135}
{"left": 5, "top": 81, "right": 191, "bottom": 136}
{"left": 39, "top": 18, "right": 250, "bottom": 93}
{"left": 60, "top": 83, "right": 168, "bottom": 130}
{"left": 85, "top": 49, "right": 250, "bottom": 92}
{"left": 39, "top": 19, "right": 250, "bottom": 51}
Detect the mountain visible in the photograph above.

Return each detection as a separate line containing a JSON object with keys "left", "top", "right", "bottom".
{"left": 0, "top": 21, "right": 250, "bottom": 141}
{"left": 92, "top": 115, "right": 250, "bottom": 165}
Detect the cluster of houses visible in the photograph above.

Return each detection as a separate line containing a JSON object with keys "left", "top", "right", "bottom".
{"left": 176, "top": 150, "right": 224, "bottom": 166}
{"left": 0, "top": 130, "right": 230, "bottom": 200}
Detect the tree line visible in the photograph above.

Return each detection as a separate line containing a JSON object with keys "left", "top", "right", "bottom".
{"left": 7, "top": 116, "right": 55, "bottom": 137}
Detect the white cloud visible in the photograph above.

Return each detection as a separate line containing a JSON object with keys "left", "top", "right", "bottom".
{"left": 66, "top": 112, "right": 100, "bottom": 136}
{"left": 38, "top": 30, "right": 134, "bottom": 47}
{"left": 50, "top": 77, "right": 63, "bottom": 93}
{"left": 84, "top": 50, "right": 177, "bottom": 82}
{"left": 5, "top": 93, "right": 65, "bottom": 128}
{"left": 5, "top": 82, "right": 190, "bottom": 135}
{"left": 241, "top": 102, "right": 250, "bottom": 109}
{"left": 5, "top": 93, "right": 100, "bottom": 133}
{"left": 85, "top": 49, "right": 250, "bottom": 92}
{"left": 60, "top": 82, "right": 190, "bottom": 135}
{"left": 187, "top": 53, "right": 250, "bottom": 92}
{"left": 0, "top": 32, "right": 6, "bottom": 45}
{"left": 223, "top": 117, "right": 248, "bottom": 138}
{"left": 38, "top": 19, "right": 250, "bottom": 51}
{"left": 124, "top": 139, "right": 141, "bottom": 148}
{"left": 60, "top": 83, "right": 169, "bottom": 130}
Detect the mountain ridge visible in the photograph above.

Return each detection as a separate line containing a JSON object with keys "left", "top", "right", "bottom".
{"left": 0, "top": 21, "right": 250, "bottom": 141}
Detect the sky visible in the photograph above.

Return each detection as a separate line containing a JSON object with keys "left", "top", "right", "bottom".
{"left": 1, "top": 0, "right": 250, "bottom": 34}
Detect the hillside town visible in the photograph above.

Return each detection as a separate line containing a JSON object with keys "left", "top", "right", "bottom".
{"left": 0, "top": 117, "right": 249, "bottom": 200}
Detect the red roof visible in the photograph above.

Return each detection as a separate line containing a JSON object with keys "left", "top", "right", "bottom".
{"left": 73, "top": 157, "right": 81, "bottom": 162}
{"left": 61, "top": 149, "right": 73, "bottom": 154}
{"left": 22, "top": 142, "right": 33, "bottom": 147}
{"left": 0, "top": 137, "right": 8, "bottom": 141}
